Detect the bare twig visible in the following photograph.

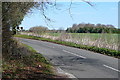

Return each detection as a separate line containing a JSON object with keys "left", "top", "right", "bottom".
{"left": 54, "top": 0, "right": 61, "bottom": 10}
{"left": 61, "top": 0, "right": 74, "bottom": 20}
{"left": 82, "top": 0, "right": 94, "bottom": 7}
{"left": 68, "top": 0, "right": 74, "bottom": 20}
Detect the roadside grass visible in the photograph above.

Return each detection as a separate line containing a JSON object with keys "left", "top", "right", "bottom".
{"left": 2, "top": 39, "right": 59, "bottom": 79}
{"left": 20, "top": 32, "right": 119, "bottom": 50}
{"left": 14, "top": 34, "right": 120, "bottom": 58}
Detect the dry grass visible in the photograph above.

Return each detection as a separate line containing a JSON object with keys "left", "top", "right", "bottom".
{"left": 20, "top": 32, "right": 119, "bottom": 51}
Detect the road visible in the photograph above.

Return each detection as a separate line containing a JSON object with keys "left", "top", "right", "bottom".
{"left": 18, "top": 38, "right": 119, "bottom": 79}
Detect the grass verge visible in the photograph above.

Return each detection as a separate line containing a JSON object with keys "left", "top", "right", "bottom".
{"left": 14, "top": 34, "right": 120, "bottom": 58}
{"left": 2, "top": 39, "right": 60, "bottom": 79}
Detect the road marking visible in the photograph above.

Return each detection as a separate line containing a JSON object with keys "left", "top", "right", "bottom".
{"left": 57, "top": 67, "right": 76, "bottom": 78}
{"left": 103, "top": 64, "right": 120, "bottom": 72}
{"left": 63, "top": 50, "right": 86, "bottom": 59}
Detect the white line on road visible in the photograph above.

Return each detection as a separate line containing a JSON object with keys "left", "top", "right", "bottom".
{"left": 103, "top": 64, "right": 120, "bottom": 72}
{"left": 57, "top": 67, "right": 76, "bottom": 78}
{"left": 63, "top": 50, "right": 86, "bottom": 59}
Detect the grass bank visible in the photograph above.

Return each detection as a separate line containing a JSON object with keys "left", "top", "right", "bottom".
{"left": 14, "top": 34, "right": 120, "bottom": 58}
{"left": 2, "top": 39, "right": 60, "bottom": 79}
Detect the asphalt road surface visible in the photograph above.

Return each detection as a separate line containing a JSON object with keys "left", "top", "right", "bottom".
{"left": 18, "top": 38, "right": 119, "bottom": 79}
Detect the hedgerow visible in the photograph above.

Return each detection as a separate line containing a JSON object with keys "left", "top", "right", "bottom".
{"left": 14, "top": 35, "right": 120, "bottom": 58}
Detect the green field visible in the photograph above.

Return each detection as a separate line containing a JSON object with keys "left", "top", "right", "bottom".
{"left": 45, "top": 33, "right": 119, "bottom": 51}
{"left": 45, "top": 33, "right": 118, "bottom": 40}
{"left": 70, "top": 33, "right": 118, "bottom": 43}
{"left": 18, "top": 32, "right": 119, "bottom": 51}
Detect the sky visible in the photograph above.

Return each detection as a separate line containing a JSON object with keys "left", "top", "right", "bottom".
{"left": 19, "top": 2, "right": 118, "bottom": 30}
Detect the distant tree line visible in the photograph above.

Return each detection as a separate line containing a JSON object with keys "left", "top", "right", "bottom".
{"left": 29, "top": 26, "right": 65, "bottom": 33}
{"left": 66, "top": 23, "right": 120, "bottom": 33}
{"left": 29, "top": 26, "right": 48, "bottom": 34}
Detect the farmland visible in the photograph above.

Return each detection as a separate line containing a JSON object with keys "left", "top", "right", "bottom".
{"left": 45, "top": 33, "right": 119, "bottom": 51}
{"left": 20, "top": 32, "right": 119, "bottom": 51}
